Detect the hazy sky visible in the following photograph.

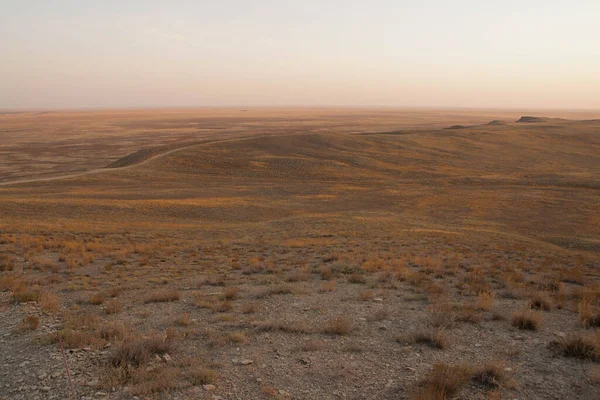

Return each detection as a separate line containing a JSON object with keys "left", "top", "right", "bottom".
{"left": 1, "top": 0, "right": 599, "bottom": 109}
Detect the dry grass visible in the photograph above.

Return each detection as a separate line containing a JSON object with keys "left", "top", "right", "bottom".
{"left": 530, "top": 292, "right": 553, "bottom": 311}
{"left": 367, "top": 308, "right": 389, "bottom": 322}
{"left": 241, "top": 302, "right": 257, "bottom": 314}
{"left": 359, "top": 289, "right": 374, "bottom": 301}
{"left": 39, "top": 291, "right": 60, "bottom": 313}
{"left": 409, "top": 328, "right": 449, "bottom": 349}
{"left": 413, "top": 363, "right": 473, "bottom": 399}
{"left": 348, "top": 273, "right": 367, "bottom": 284}
{"left": 222, "top": 286, "right": 239, "bottom": 300}
{"left": 512, "top": 310, "right": 541, "bottom": 330}
{"left": 111, "top": 335, "right": 172, "bottom": 367}
{"left": 105, "top": 299, "right": 123, "bottom": 314}
{"left": 175, "top": 312, "right": 192, "bottom": 327}
{"left": 323, "top": 316, "right": 353, "bottom": 335}
{"left": 428, "top": 302, "right": 454, "bottom": 328}
{"left": 144, "top": 289, "right": 180, "bottom": 303}
{"left": 413, "top": 361, "right": 505, "bottom": 399}
{"left": 477, "top": 291, "right": 496, "bottom": 311}
{"left": 187, "top": 366, "right": 217, "bottom": 385}
{"left": 551, "top": 332, "right": 600, "bottom": 362}
{"left": 471, "top": 362, "right": 506, "bottom": 388}
{"left": 59, "top": 328, "right": 103, "bottom": 349}
{"left": 579, "top": 300, "right": 600, "bottom": 328}
{"left": 18, "top": 315, "right": 39, "bottom": 332}
{"left": 89, "top": 292, "right": 105, "bottom": 305}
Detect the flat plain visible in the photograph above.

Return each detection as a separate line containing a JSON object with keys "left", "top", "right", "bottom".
{"left": 0, "top": 108, "right": 599, "bottom": 400}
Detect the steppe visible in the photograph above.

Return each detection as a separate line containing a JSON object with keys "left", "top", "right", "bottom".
{"left": 0, "top": 108, "right": 599, "bottom": 400}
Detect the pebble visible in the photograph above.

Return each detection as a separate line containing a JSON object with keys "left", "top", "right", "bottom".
{"left": 203, "top": 384, "right": 216, "bottom": 391}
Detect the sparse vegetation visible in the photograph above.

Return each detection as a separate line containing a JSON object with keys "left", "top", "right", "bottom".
{"left": 0, "top": 111, "right": 598, "bottom": 399}
{"left": 512, "top": 310, "right": 541, "bottom": 330}
{"left": 145, "top": 289, "right": 180, "bottom": 303}
{"left": 324, "top": 316, "right": 352, "bottom": 335}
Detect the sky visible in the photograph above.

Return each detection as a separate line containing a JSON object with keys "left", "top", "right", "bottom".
{"left": 1, "top": 0, "right": 599, "bottom": 110}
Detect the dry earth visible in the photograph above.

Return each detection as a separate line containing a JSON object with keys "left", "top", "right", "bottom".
{"left": 0, "top": 110, "right": 599, "bottom": 400}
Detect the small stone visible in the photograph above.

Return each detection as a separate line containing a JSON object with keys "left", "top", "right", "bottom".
{"left": 94, "top": 392, "right": 108, "bottom": 397}
{"left": 41, "top": 387, "right": 51, "bottom": 392}
{"left": 203, "top": 384, "right": 216, "bottom": 391}
{"left": 256, "top": 378, "right": 263, "bottom": 383}
{"left": 240, "top": 359, "right": 254, "bottom": 365}
{"left": 50, "top": 372, "right": 62, "bottom": 379}
{"left": 554, "top": 332, "right": 566, "bottom": 339}
{"left": 374, "top": 298, "right": 383, "bottom": 302}
{"left": 504, "top": 367, "right": 513, "bottom": 372}
{"left": 38, "top": 373, "right": 47, "bottom": 380}
{"left": 163, "top": 354, "right": 172, "bottom": 363}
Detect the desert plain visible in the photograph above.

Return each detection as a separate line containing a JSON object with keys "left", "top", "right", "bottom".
{"left": 0, "top": 108, "right": 599, "bottom": 400}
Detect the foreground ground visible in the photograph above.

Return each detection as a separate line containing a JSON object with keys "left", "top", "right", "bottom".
{"left": 0, "top": 110, "right": 599, "bottom": 399}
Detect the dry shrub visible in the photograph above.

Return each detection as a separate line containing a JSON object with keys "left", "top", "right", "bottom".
{"left": 105, "top": 299, "right": 123, "bottom": 315}
{"left": 145, "top": 289, "right": 180, "bottom": 303}
{"left": 99, "top": 323, "right": 127, "bottom": 342}
{"left": 472, "top": 362, "right": 505, "bottom": 388}
{"left": 39, "top": 292, "right": 60, "bottom": 313}
{"left": 512, "top": 310, "right": 541, "bottom": 330}
{"left": 320, "top": 266, "right": 333, "bottom": 280}
{"left": 324, "top": 316, "right": 352, "bottom": 335}
{"left": 242, "top": 302, "right": 257, "bottom": 314}
{"left": 12, "top": 282, "right": 39, "bottom": 303}
{"left": 428, "top": 302, "right": 454, "bottom": 328}
{"left": 89, "top": 292, "right": 105, "bottom": 305}
{"left": 212, "top": 301, "right": 233, "bottom": 313}
{"left": 0, "top": 274, "right": 17, "bottom": 290}
{"left": 530, "top": 292, "right": 553, "bottom": 311}
{"left": 413, "top": 363, "right": 472, "bottom": 399}
{"left": 348, "top": 273, "right": 367, "bottom": 284}
{"left": 59, "top": 329, "right": 103, "bottom": 349}
{"left": 551, "top": 332, "right": 600, "bottom": 362}
{"left": 255, "top": 321, "right": 312, "bottom": 334}
{"left": 413, "top": 361, "right": 505, "bottom": 399}
{"left": 18, "top": 315, "right": 40, "bottom": 331}
{"left": 107, "top": 287, "right": 121, "bottom": 298}
{"left": 187, "top": 366, "right": 217, "bottom": 385}
{"left": 1, "top": 255, "right": 15, "bottom": 271}
{"left": 455, "top": 304, "right": 482, "bottom": 324}
{"left": 285, "top": 270, "right": 309, "bottom": 282}
{"left": 367, "top": 308, "right": 389, "bottom": 322}
{"left": 412, "top": 328, "right": 449, "bottom": 349}
{"left": 579, "top": 300, "right": 600, "bottom": 328}
{"left": 359, "top": 289, "right": 374, "bottom": 301}
{"left": 256, "top": 285, "right": 293, "bottom": 298}
{"left": 477, "top": 291, "right": 496, "bottom": 311}
{"left": 222, "top": 287, "right": 239, "bottom": 300}
{"left": 319, "top": 280, "right": 336, "bottom": 293}
{"left": 111, "top": 335, "right": 171, "bottom": 367}
{"left": 226, "top": 331, "right": 247, "bottom": 344}
{"left": 131, "top": 367, "right": 179, "bottom": 396}
{"left": 175, "top": 312, "right": 191, "bottom": 327}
